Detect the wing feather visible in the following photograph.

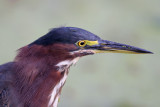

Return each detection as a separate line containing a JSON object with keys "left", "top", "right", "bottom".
{"left": 0, "top": 62, "right": 14, "bottom": 107}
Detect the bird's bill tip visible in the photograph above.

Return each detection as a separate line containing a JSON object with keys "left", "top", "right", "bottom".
{"left": 92, "top": 40, "right": 153, "bottom": 54}
{"left": 93, "top": 49, "right": 153, "bottom": 54}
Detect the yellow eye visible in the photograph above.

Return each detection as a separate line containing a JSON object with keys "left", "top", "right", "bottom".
{"left": 77, "top": 40, "right": 86, "bottom": 47}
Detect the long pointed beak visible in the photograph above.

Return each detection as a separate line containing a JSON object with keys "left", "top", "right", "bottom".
{"left": 93, "top": 40, "right": 153, "bottom": 54}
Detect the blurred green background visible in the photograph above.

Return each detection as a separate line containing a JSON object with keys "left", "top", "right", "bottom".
{"left": 0, "top": 0, "right": 159, "bottom": 107}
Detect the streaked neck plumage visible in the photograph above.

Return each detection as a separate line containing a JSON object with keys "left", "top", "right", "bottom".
{"left": 48, "top": 57, "right": 80, "bottom": 107}
{"left": 12, "top": 44, "right": 80, "bottom": 107}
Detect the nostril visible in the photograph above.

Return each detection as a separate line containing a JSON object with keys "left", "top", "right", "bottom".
{"left": 101, "top": 43, "right": 107, "bottom": 45}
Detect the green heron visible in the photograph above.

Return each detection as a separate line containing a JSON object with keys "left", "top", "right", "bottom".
{"left": 0, "top": 27, "right": 152, "bottom": 107}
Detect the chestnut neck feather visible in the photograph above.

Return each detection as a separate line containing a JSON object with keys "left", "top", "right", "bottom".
{"left": 12, "top": 44, "right": 78, "bottom": 107}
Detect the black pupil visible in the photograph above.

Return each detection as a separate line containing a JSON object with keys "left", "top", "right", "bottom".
{"left": 80, "top": 41, "right": 85, "bottom": 46}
